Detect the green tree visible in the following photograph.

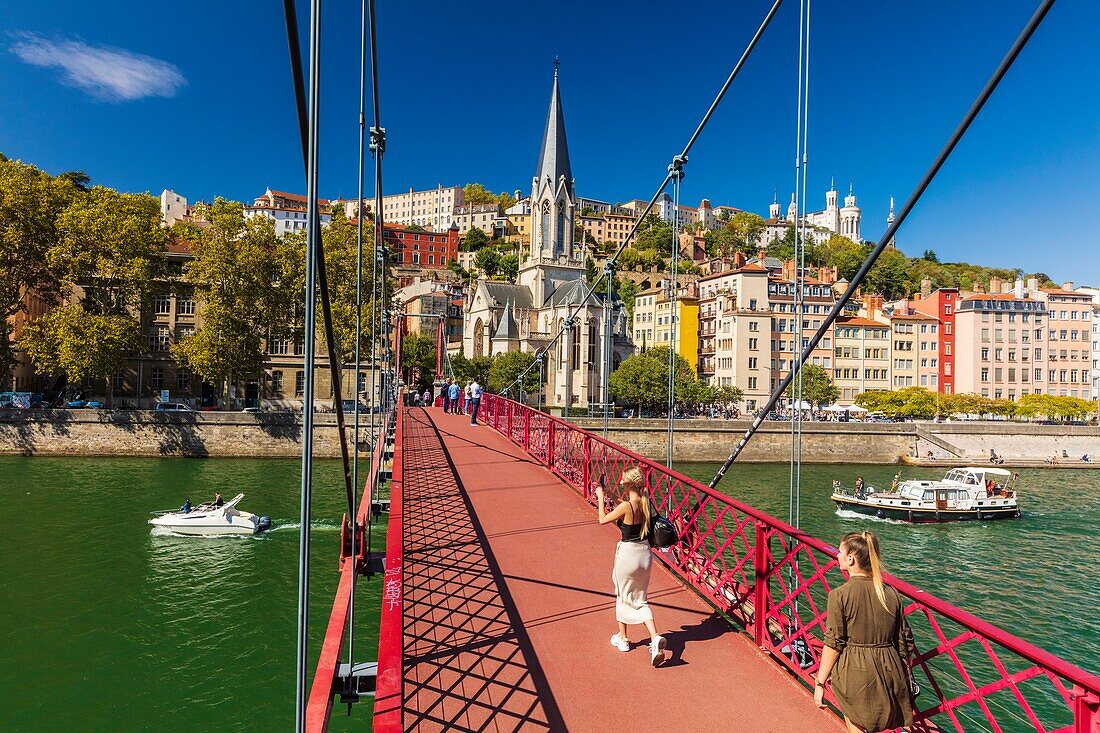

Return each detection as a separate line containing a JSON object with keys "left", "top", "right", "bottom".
{"left": 497, "top": 253, "right": 519, "bottom": 282}
{"left": 172, "top": 198, "right": 282, "bottom": 404}
{"left": 728, "top": 211, "right": 765, "bottom": 253}
{"left": 703, "top": 227, "right": 739, "bottom": 259}
{"left": 19, "top": 304, "right": 143, "bottom": 407}
{"left": 51, "top": 186, "right": 167, "bottom": 314}
{"left": 462, "top": 183, "right": 495, "bottom": 205}
{"left": 400, "top": 332, "right": 437, "bottom": 391}
{"left": 821, "top": 234, "right": 867, "bottom": 281}
{"left": 474, "top": 247, "right": 501, "bottom": 277}
{"left": 634, "top": 214, "right": 673, "bottom": 255}
{"left": 0, "top": 158, "right": 81, "bottom": 377}
{"left": 461, "top": 227, "right": 489, "bottom": 252}
{"left": 616, "top": 277, "right": 639, "bottom": 321}
{"left": 864, "top": 248, "right": 909, "bottom": 300}
{"left": 785, "top": 363, "right": 839, "bottom": 408}
{"left": 922, "top": 249, "right": 939, "bottom": 263}
{"left": 488, "top": 350, "right": 539, "bottom": 395}
{"left": 608, "top": 350, "right": 667, "bottom": 414}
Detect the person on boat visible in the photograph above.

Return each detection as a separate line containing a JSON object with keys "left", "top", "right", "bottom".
{"left": 854, "top": 476, "right": 865, "bottom": 499}
{"left": 891, "top": 473, "right": 900, "bottom": 493}
{"left": 214, "top": 492, "right": 224, "bottom": 508}
{"left": 1083, "top": 454, "right": 1093, "bottom": 464}
{"left": 180, "top": 499, "right": 192, "bottom": 514}
{"left": 815, "top": 531, "right": 916, "bottom": 733}
{"left": 595, "top": 467, "right": 666, "bottom": 667}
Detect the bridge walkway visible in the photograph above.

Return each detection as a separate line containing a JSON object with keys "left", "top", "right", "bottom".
{"left": 383, "top": 405, "right": 840, "bottom": 732}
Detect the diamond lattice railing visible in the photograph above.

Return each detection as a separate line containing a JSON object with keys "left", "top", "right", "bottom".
{"left": 478, "top": 394, "right": 1100, "bottom": 733}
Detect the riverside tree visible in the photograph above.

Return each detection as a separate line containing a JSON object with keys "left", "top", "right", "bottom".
{"left": 19, "top": 305, "right": 143, "bottom": 406}
{"left": 487, "top": 350, "right": 539, "bottom": 395}
{"left": 19, "top": 185, "right": 165, "bottom": 403}
{"left": 171, "top": 198, "right": 283, "bottom": 406}
{"left": 784, "top": 363, "right": 840, "bottom": 409}
{"left": 0, "top": 157, "right": 82, "bottom": 378}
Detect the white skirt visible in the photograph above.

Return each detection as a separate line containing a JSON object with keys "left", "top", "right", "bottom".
{"left": 612, "top": 540, "right": 653, "bottom": 625}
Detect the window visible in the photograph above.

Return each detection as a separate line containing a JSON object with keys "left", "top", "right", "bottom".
{"left": 153, "top": 296, "right": 171, "bottom": 315}
{"left": 748, "top": 357, "right": 758, "bottom": 369}
{"left": 178, "top": 299, "right": 195, "bottom": 316}
{"left": 151, "top": 367, "right": 164, "bottom": 390}
{"left": 113, "top": 371, "right": 125, "bottom": 390}
{"left": 748, "top": 338, "right": 759, "bottom": 351}
{"left": 270, "top": 335, "right": 290, "bottom": 355}
{"left": 176, "top": 368, "right": 191, "bottom": 392}
{"left": 295, "top": 371, "right": 305, "bottom": 395}
{"left": 272, "top": 370, "right": 283, "bottom": 392}
{"left": 748, "top": 377, "right": 758, "bottom": 390}
{"left": 149, "top": 326, "right": 170, "bottom": 351}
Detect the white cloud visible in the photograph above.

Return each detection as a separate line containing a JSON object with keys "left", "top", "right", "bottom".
{"left": 9, "top": 33, "right": 185, "bottom": 102}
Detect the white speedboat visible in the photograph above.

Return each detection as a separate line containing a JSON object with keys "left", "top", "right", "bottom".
{"left": 149, "top": 493, "right": 271, "bottom": 536}
{"left": 831, "top": 467, "right": 1021, "bottom": 523}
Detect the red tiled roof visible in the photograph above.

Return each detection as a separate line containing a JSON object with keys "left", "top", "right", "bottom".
{"left": 961, "top": 293, "right": 1035, "bottom": 302}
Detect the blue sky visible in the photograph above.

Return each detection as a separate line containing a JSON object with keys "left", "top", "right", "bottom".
{"left": 2, "top": 1, "right": 1098, "bottom": 285}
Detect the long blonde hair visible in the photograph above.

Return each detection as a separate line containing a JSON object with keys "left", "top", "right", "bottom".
{"left": 841, "top": 531, "right": 889, "bottom": 611}
{"left": 619, "top": 467, "right": 652, "bottom": 539}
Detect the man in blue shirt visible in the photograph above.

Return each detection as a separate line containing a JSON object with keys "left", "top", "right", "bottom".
{"left": 447, "top": 380, "right": 461, "bottom": 414}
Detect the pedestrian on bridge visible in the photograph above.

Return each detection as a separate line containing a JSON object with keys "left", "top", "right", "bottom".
{"left": 815, "top": 531, "right": 916, "bottom": 733}
{"left": 595, "top": 467, "right": 667, "bottom": 667}
{"left": 448, "top": 380, "right": 461, "bottom": 414}
{"left": 468, "top": 379, "right": 483, "bottom": 425}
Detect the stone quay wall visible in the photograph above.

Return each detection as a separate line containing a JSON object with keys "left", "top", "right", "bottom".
{"left": 0, "top": 410, "right": 358, "bottom": 458}
{"left": 1, "top": 410, "right": 1095, "bottom": 463}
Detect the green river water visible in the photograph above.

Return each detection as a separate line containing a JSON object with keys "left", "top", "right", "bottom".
{"left": 1, "top": 457, "right": 1097, "bottom": 731}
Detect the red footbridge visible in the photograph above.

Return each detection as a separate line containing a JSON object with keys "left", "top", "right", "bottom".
{"left": 306, "top": 394, "right": 1099, "bottom": 732}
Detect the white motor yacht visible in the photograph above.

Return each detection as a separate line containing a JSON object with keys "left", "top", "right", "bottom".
{"left": 831, "top": 467, "right": 1021, "bottom": 523}
{"left": 149, "top": 493, "right": 271, "bottom": 536}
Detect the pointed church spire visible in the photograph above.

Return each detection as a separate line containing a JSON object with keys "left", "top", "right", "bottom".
{"left": 493, "top": 299, "right": 518, "bottom": 341}
{"left": 534, "top": 63, "right": 572, "bottom": 187}
{"left": 830, "top": 176, "right": 835, "bottom": 191}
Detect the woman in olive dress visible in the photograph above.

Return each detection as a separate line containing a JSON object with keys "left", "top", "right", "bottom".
{"left": 815, "top": 531, "right": 917, "bottom": 732}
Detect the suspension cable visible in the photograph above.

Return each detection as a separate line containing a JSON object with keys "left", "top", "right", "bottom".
{"left": 286, "top": 0, "right": 322, "bottom": 727}
{"left": 787, "top": 0, "right": 806, "bottom": 530}
{"left": 795, "top": 0, "right": 811, "bottom": 528}
{"left": 666, "top": 166, "right": 684, "bottom": 468}
{"left": 502, "top": 0, "right": 785, "bottom": 398}
{"left": 345, "top": 0, "right": 369, "bottom": 689}
{"left": 708, "top": 0, "right": 1058, "bottom": 489}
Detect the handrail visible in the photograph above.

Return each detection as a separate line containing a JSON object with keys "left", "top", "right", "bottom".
{"left": 372, "top": 393, "right": 405, "bottom": 732}
{"left": 478, "top": 393, "right": 1100, "bottom": 732}
{"left": 304, "top": 399, "right": 399, "bottom": 732}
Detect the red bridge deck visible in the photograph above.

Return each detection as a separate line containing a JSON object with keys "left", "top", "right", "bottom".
{"left": 374, "top": 406, "right": 841, "bottom": 732}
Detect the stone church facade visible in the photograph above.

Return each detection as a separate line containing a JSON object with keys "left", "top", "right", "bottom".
{"left": 462, "top": 68, "right": 633, "bottom": 409}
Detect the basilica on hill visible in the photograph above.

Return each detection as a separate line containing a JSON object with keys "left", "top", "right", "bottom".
{"left": 462, "top": 67, "right": 633, "bottom": 410}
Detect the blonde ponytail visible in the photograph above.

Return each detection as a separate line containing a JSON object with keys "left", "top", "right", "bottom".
{"left": 638, "top": 492, "right": 653, "bottom": 539}
{"left": 864, "top": 531, "right": 889, "bottom": 612}
{"left": 840, "top": 531, "right": 890, "bottom": 611}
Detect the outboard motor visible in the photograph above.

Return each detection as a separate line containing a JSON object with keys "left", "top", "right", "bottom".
{"left": 257, "top": 516, "right": 272, "bottom": 533}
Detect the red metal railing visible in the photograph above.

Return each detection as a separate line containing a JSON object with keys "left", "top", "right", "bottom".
{"left": 305, "top": 404, "right": 398, "bottom": 732}
{"left": 372, "top": 397, "right": 404, "bottom": 732}
{"left": 479, "top": 393, "right": 1100, "bottom": 733}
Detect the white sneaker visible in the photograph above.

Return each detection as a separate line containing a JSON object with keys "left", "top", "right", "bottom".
{"left": 650, "top": 635, "right": 667, "bottom": 667}
{"left": 610, "top": 633, "right": 630, "bottom": 652}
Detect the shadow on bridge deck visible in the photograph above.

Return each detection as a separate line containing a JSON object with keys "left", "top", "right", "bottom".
{"left": 395, "top": 406, "right": 841, "bottom": 732}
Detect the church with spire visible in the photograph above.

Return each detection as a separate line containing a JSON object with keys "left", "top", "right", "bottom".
{"left": 462, "top": 65, "right": 633, "bottom": 410}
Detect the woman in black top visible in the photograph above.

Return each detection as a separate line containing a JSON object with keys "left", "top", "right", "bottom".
{"left": 595, "top": 467, "right": 666, "bottom": 667}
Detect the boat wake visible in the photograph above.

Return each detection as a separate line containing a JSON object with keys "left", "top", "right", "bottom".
{"left": 834, "top": 509, "right": 908, "bottom": 525}
{"left": 268, "top": 520, "right": 343, "bottom": 532}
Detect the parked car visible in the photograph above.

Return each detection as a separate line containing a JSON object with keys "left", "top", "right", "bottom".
{"left": 1, "top": 392, "right": 43, "bottom": 409}
{"left": 242, "top": 406, "right": 265, "bottom": 414}
{"left": 65, "top": 400, "right": 104, "bottom": 409}
{"left": 154, "top": 402, "right": 194, "bottom": 413}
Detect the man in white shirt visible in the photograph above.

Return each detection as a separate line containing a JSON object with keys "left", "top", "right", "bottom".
{"left": 468, "top": 379, "right": 483, "bottom": 425}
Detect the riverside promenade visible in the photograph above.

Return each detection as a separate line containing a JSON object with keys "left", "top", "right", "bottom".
{"left": 371, "top": 405, "right": 841, "bottom": 732}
